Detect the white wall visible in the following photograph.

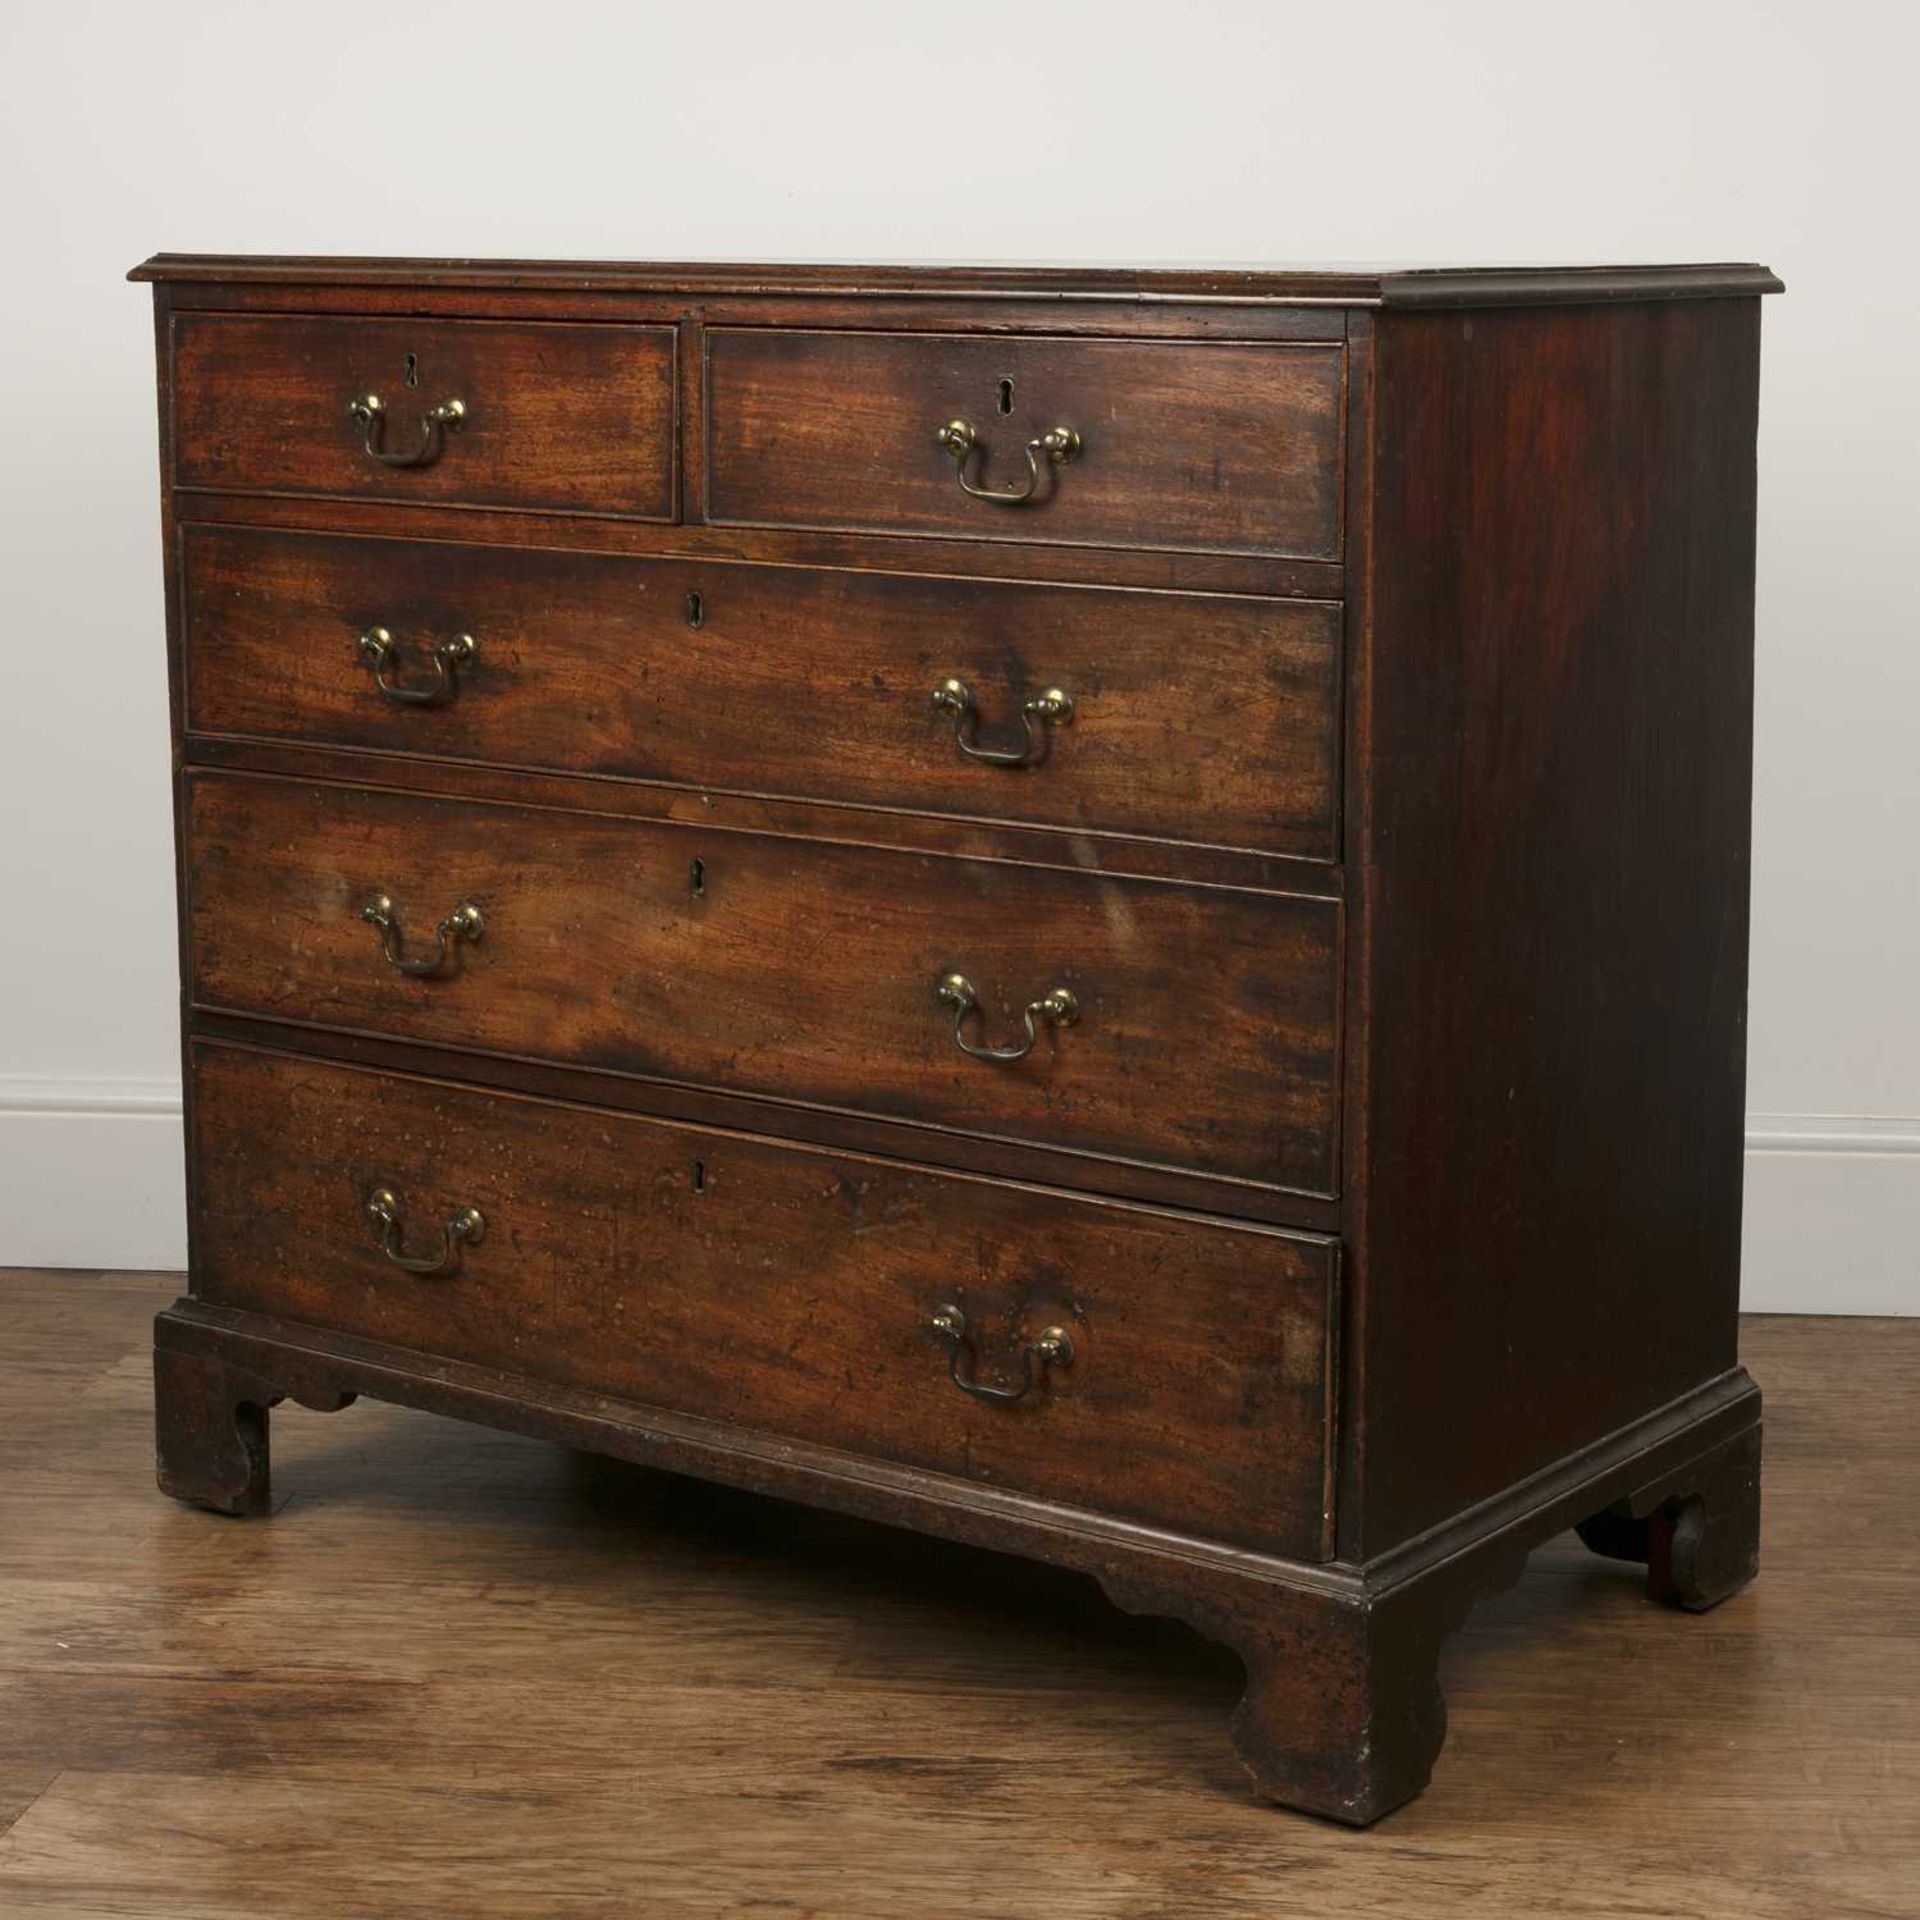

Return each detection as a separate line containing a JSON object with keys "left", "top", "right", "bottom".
{"left": 1, "top": 0, "right": 1912, "bottom": 1309}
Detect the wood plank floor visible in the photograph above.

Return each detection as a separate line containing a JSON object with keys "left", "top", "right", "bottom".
{"left": 0, "top": 1272, "right": 1913, "bottom": 1919}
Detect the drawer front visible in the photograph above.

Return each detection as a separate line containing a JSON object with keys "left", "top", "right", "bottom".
{"left": 191, "top": 1044, "right": 1339, "bottom": 1558}
{"left": 182, "top": 525, "right": 1342, "bottom": 862}
{"left": 187, "top": 775, "right": 1341, "bottom": 1195}
{"left": 170, "top": 314, "right": 677, "bottom": 518}
{"left": 705, "top": 329, "right": 1344, "bottom": 560}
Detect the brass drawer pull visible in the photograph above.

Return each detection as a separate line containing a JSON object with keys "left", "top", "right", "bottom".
{"left": 347, "top": 391, "right": 466, "bottom": 468}
{"left": 935, "top": 972, "right": 1078, "bottom": 1064}
{"left": 357, "top": 627, "right": 477, "bottom": 707}
{"left": 929, "top": 1305, "right": 1072, "bottom": 1405}
{"left": 363, "top": 894, "right": 485, "bottom": 978}
{"left": 934, "top": 418, "right": 1081, "bottom": 505}
{"left": 364, "top": 1185, "right": 486, "bottom": 1276}
{"left": 931, "top": 678, "right": 1073, "bottom": 768}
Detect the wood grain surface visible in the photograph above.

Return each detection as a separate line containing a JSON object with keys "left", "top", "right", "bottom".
{"left": 1347, "top": 299, "right": 1764, "bottom": 1553}
{"left": 170, "top": 313, "right": 678, "bottom": 518}
{"left": 188, "top": 1044, "right": 1340, "bottom": 1557}
{"left": 180, "top": 523, "right": 1343, "bottom": 861}
{"left": 185, "top": 771, "right": 1342, "bottom": 1194}
{"left": 134, "top": 261, "right": 1787, "bottom": 1831}
{"left": 130, "top": 253, "right": 1786, "bottom": 308}
{"left": 705, "top": 329, "right": 1345, "bottom": 559}
{"left": 0, "top": 1277, "right": 1910, "bottom": 1918}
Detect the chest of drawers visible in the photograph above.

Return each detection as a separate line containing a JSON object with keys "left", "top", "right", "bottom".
{"left": 133, "top": 254, "right": 1777, "bottom": 1823}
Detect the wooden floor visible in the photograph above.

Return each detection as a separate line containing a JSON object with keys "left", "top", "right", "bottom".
{"left": 0, "top": 1274, "right": 1913, "bottom": 1919}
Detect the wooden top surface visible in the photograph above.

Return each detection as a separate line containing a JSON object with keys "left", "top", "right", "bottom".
{"left": 129, "top": 255, "right": 1783, "bottom": 307}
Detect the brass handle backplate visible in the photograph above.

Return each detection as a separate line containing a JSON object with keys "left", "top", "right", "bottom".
{"left": 357, "top": 627, "right": 477, "bottom": 706}
{"left": 348, "top": 391, "right": 466, "bottom": 468}
{"left": 931, "top": 678, "right": 1073, "bottom": 768}
{"left": 363, "top": 894, "right": 485, "bottom": 978}
{"left": 929, "top": 1304, "right": 1072, "bottom": 1405}
{"left": 934, "top": 418, "right": 1081, "bottom": 505}
{"left": 364, "top": 1185, "right": 485, "bottom": 1276}
{"left": 935, "top": 972, "right": 1078, "bottom": 1064}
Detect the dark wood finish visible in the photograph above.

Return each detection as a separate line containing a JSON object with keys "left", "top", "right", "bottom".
{"left": 152, "top": 1343, "right": 356, "bottom": 1515}
{"left": 181, "top": 523, "right": 1341, "bottom": 860}
{"left": 152, "top": 276, "right": 1357, "bottom": 344}
{"left": 188, "top": 1043, "right": 1340, "bottom": 1558}
{"left": 184, "top": 771, "right": 1341, "bottom": 1196}
{"left": 179, "top": 732, "right": 1340, "bottom": 923}
{"left": 1575, "top": 1419, "right": 1763, "bottom": 1610}
{"left": 150, "top": 1346, "right": 275, "bottom": 1515}
{"left": 9, "top": 1281, "right": 1894, "bottom": 1914}
{"left": 148, "top": 1285, "right": 1759, "bottom": 1825}
{"left": 185, "top": 1008, "right": 1347, "bottom": 1234}
{"left": 170, "top": 313, "right": 677, "bottom": 518}
{"left": 1370, "top": 263, "right": 1787, "bottom": 308}
{"left": 705, "top": 330, "right": 1344, "bottom": 560}
{"left": 1345, "top": 298, "right": 1765, "bottom": 1555}
{"left": 131, "top": 253, "right": 1784, "bottom": 307}
{"left": 131, "top": 254, "right": 1779, "bottom": 1824}
{"left": 169, "top": 485, "right": 1350, "bottom": 601}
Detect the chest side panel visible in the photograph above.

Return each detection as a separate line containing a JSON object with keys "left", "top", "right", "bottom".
{"left": 1349, "top": 299, "right": 1762, "bottom": 1554}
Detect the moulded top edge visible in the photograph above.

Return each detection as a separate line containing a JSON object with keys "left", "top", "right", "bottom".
{"left": 127, "top": 255, "right": 1784, "bottom": 308}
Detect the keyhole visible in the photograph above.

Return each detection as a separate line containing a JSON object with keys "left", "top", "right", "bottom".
{"left": 403, "top": 353, "right": 419, "bottom": 388}
{"left": 685, "top": 590, "right": 704, "bottom": 628}
{"left": 689, "top": 857, "right": 706, "bottom": 897}
{"left": 691, "top": 1158, "right": 706, "bottom": 1194}
{"left": 997, "top": 377, "right": 1014, "bottom": 415}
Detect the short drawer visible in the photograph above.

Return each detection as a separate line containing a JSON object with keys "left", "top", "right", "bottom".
{"left": 191, "top": 1044, "right": 1339, "bottom": 1558}
{"left": 705, "top": 329, "right": 1344, "bottom": 560}
{"left": 186, "top": 774, "right": 1341, "bottom": 1196}
{"left": 181, "top": 525, "right": 1342, "bottom": 862}
{"left": 169, "top": 314, "right": 677, "bottom": 518}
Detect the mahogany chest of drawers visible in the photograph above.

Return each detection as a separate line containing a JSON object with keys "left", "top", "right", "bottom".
{"left": 132, "top": 254, "right": 1778, "bottom": 1823}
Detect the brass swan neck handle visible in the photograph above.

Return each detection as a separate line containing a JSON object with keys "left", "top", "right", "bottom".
{"left": 930, "top": 678, "right": 1073, "bottom": 768}
{"left": 934, "top": 972, "right": 1078, "bottom": 1064}
{"left": 364, "top": 1186, "right": 486, "bottom": 1276}
{"left": 357, "top": 627, "right": 477, "bottom": 707}
{"left": 363, "top": 895, "right": 485, "bottom": 979}
{"left": 933, "top": 418, "right": 1081, "bottom": 505}
{"left": 929, "top": 1305, "right": 1073, "bottom": 1405}
{"left": 348, "top": 391, "right": 466, "bottom": 468}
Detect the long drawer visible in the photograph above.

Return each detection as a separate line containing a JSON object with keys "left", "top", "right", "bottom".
{"left": 181, "top": 525, "right": 1342, "bottom": 861}
{"left": 169, "top": 314, "right": 678, "bottom": 518}
{"left": 185, "top": 773, "right": 1341, "bottom": 1195}
{"left": 705, "top": 329, "right": 1345, "bottom": 560}
{"left": 190, "top": 1044, "right": 1340, "bottom": 1558}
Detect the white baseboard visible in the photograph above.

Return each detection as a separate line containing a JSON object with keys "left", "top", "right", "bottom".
{"left": 0, "top": 1077, "right": 187, "bottom": 1271}
{"left": 1739, "top": 1114, "right": 1919, "bottom": 1315}
{"left": 0, "top": 1083, "right": 1913, "bottom": 1313}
